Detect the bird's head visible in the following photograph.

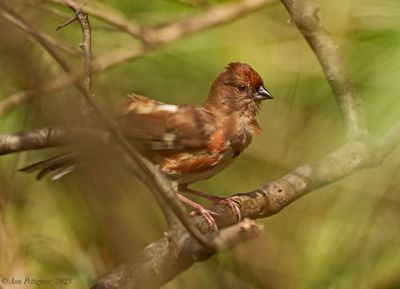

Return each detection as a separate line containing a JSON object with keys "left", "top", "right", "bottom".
{"left": 205, "top": 62, "right": 273, "bottom": 115}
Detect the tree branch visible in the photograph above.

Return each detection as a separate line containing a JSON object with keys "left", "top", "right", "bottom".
{"left": 375, "top": 121, "right": 400, "bottom": 163}
{"left": 63, "top": 0, "right": 94, "bottom": 117}
{"left": 91, "top": 219, "right": 264, "bottom": 289}
{"left": 280, "top": 0, "right": 369, "bottom": 141}
{"left": 0, "top": 128, "right": 67, "bottom": 155}
{"left": 145, "top": 0, "right": 275, "bottom": 45}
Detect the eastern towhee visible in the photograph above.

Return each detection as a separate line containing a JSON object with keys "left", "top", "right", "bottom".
{"left": 20, "top": 62, "right": 273, "bottom": 230}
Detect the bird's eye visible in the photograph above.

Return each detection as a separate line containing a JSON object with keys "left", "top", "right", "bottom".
{"left": 238, "top": 84, "right": 247, "bottom": 92}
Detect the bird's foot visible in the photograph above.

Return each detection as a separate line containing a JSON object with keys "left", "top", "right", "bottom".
{"left": 179, "top": 187, "right": 241, "bottom": 222}
{"left": 214, "top": 196, "right": 241, "bottom": 221}
{"left": 178, "top": 193, "right": 219, "bottom": 231}
{"left": 189, "top": 208, "right": 219, "bottom": 232}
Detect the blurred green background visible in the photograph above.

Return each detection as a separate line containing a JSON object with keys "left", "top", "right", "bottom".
{"left": 0, "top": 0, "right": 399, "bottom": 288}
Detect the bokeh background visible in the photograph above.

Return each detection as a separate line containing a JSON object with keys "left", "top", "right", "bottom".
{"left": 0, "top": 0, "right": 399, "bottom": 288}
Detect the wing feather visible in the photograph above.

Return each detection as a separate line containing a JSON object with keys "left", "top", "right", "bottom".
{"left": 118, "top": 94, "right": 216, "bottom": 153}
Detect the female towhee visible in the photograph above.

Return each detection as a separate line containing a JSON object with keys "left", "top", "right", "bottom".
{"left": 21, "top": 62, "right": 273, "bottom": 230}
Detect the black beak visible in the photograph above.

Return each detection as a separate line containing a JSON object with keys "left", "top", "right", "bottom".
{"left": 254, "top": 85, "right": 273, "bottom": 100}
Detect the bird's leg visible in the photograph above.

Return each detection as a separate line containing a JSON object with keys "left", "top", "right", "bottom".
{"left": 177, "top": 193, "right": 218, "bottom": 232}
{"left": 179, "top": 185, "right": 241, "bottom": 221}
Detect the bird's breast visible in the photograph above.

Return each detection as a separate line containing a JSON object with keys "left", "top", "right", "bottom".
{"left": 158, "top": 115, "right": 260, "bottom": 185}
{"left": 228, "top": 116, "right": 258, "bottom": 156}
{"left": 160, "top": 148, "right": 235, "bottom": 185}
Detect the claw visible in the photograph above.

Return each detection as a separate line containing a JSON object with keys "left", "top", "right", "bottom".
{"left": 180, "top": 187, "right": 242, "bottom": 223}
{"left": 178, "top": 193, "right": 219, "bottom": 231}
{"left": 216, "top": 196, "right": 241, "bottom": 221}
{"left": 190, "top": 209, "right": 219, "bottom": 232}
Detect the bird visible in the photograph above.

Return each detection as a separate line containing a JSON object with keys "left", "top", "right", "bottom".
{"left": 20, "top": 62, "right": 273, "bottom": 231}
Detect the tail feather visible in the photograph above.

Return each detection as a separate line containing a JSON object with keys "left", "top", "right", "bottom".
{"left": 19, "top": 152, "right": 79, "bottom": 180}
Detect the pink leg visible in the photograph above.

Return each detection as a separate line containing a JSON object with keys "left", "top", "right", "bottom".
{"left": 177, "top": 193, "right": 218, "bottom": 232}
{"left": 179, "top": 186, "right": 241, "bottom": 221}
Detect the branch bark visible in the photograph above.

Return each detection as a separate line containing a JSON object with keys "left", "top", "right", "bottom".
{"left": 280, "top": 0, "right": 368, "bottom": 141}
{"left": 0, "top": 128, "right": 67, "bottom": 155}
{"left": 91, "top": 220, "right": 264, "bottom": 289}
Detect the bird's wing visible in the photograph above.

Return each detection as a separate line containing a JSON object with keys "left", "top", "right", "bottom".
{"left": 118, "top": 94, "right": 216, "bottom": 153}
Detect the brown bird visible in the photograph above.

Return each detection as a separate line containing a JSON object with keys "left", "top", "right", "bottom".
{"left": 20, "top": 62, "right": 273, "bottom": 230}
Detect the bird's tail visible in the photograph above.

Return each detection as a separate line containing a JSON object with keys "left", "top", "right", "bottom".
{"left": 19, "top": 152, "right": 79, "bottom": 180}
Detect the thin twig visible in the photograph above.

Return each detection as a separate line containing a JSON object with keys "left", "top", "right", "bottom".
{"left": 64, "top": 0, "right": 93, "bottom": 116}
{"left": 50, "top": 0, "right": 144, "bottom": 39}
{"left": 55, "top": 15, "right": 77, "bottom": 31}
{"left": 36, "top": 3, "right": 117, "bottom": 32}
{"left": 213, "top": 219, "right": 264, "bottom": 250}
{"left": 147, "top": 0, "right": 275, "bottom": 45}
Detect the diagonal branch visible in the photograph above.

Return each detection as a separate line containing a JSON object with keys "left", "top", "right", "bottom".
{"left": 375, "top": 121, "right": 400, "bottom": 162}
{"left": 280, "top": 0, "right": 369, "bottom": 141}
{"left": 144, "top": 0, "right": 276, "bottom": 44}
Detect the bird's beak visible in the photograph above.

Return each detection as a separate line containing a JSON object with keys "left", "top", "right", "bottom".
{"left": 254, "top": 85, "right": 273, "bottom": 100}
